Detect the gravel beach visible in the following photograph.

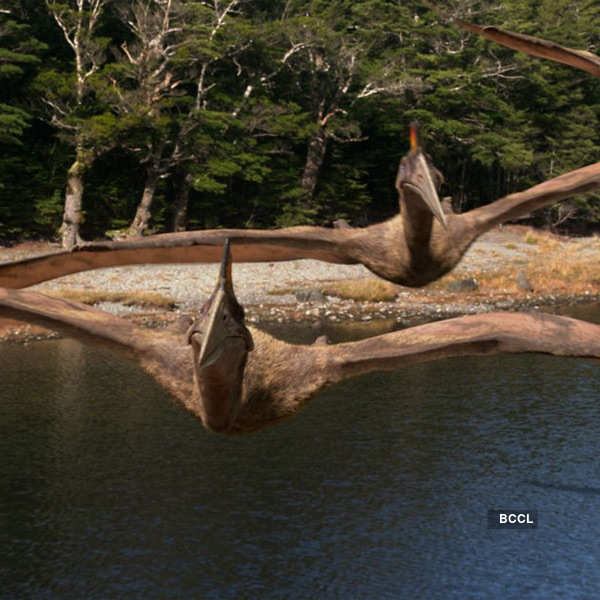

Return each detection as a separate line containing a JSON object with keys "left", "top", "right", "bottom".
{"left": 1, "top": 226, "right": 599, "bottom": 334}
{"left": 0, "top": 227, "right": 544, "bottom": 307}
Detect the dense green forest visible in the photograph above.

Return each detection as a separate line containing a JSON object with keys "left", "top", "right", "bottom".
{"left": 1, "top": 0, "right": 599, "bottom": 246}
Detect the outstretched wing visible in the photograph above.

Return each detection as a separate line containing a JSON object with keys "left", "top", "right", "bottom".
{"left": 464, "top": 161, "right": 600, "bottom": 232}
{"left": 456, "top": 20, "right": 600, "bottom": 77}
{"left": 0, "top": 287, "right": 153, "bottom": 354}
{"left": 0, "top": 287, "right": 194, "bottom": 408}
{"left": 333, "top": 312, "right": 600, "bottom": 380}
{"left": 0, "top": 227, "right": 353, "bottom": 288}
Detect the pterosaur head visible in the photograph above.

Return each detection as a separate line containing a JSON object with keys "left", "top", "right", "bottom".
{"left": 186, "top": 239, "right": 253, "bottom": 431}
{"left": 395, "top": 121, "right": 447, "bottom": 228}
{"left": 189, "top": 239, "right": 253, "bottom": 368}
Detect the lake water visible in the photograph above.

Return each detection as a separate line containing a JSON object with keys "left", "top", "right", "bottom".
{"left": 2, "top": 305, "right": 600, "bottom": 599}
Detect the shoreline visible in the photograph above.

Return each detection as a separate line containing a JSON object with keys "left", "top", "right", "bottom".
{"left": 2, "top": 290, "right": 599, "bottom": 345}
{"left": 2, "top": 224, "right": 600, "bottom": 342}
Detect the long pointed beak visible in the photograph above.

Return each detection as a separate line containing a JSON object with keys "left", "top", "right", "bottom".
{"left": 195, "top": 240, "right": 235, "bottom": 368}
{"left": 196, "top": 288, "right": 228, "bottom": 368}
{"left": 403, "top": 121, "right": 447, "bottom": 229}
{"left": 410, "top": 153, "right": 447, "bottom": 229}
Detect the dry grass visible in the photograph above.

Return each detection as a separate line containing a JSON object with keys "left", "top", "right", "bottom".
{"left": 438, "top": 242, "right": 600, "bottom": 295}
{"left": 269, "top": 278, "right": 402, "bottom": 301}
{"left": 53, "top": 289, "right": 178, "bottom": 309}
{"left": 524, "top": 233, "right": 539, "bottom": 245}
{"left": 319, "top": 278, "right": 402, "bottom": 301}
{"left": 488, "top": 263, "right": 599, "bottom": 295}
{"left": 434, "top": 228, "right": 600, "bottom": 295}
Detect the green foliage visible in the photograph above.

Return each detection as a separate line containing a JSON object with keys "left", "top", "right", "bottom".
{"left": 0, "top": 104, "right": 31, "bottom": 145}
{"left": 275, "top": 196, "right": 320, "bottom": 228}
{"left": 1, "top": 0, "right": 600, "bottom": 239}
{"left": 33, "top": 189, "right": 64, "bottom": 232}
{"left": 0, "top": 125, "right": 71, "bottom": 239}
{"left": 0, "top": 10, "right": 45, "bottom": 144}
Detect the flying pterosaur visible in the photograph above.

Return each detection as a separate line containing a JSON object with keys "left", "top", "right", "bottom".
{"left": 1, "top": 126, "right": 599, "bottom": 289}
{"left": 2, "top": 241, "right": 600, "bottom": 434}
{"left": 455, "top": 19, "right": 600, "bottom": 77}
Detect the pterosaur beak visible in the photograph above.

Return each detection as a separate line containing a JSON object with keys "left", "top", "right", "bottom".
{"left": 412, "top": 153, "right": 447, "bottom": 229}
{"left": 399, "top": 122, "right": 448, "bottom": 229}
{"left": 196, "top": 287, "right": 228, "bottom": 368}
{"left": 194, "top": 239, "right": 240, "bottom": 369}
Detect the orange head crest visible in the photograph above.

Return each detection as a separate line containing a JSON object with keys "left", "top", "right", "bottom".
{"left": 409, "top": 121, "right": 420, "bottom": 153}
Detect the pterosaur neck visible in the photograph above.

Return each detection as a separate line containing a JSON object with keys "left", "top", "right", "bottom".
{"left": 400, "top": 190, "right": 436, "bottom": 250}
{"left": 192, "top": 337, "right": 247, "bottom": 433}
{"left": 195, "top": 363, "right": 245, "bottom": 433}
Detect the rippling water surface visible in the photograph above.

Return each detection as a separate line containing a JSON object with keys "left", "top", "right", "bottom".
{"left": 2, "top": 306, "right": 600, "bottom": 599}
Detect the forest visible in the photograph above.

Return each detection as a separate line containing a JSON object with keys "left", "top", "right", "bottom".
{"left": 1, "top": 0, "right": 599, "bottom": 247}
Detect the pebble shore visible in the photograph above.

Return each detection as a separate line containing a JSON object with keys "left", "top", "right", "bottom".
{"left": 1, "top": 226, "right": 599, "bottom": 338}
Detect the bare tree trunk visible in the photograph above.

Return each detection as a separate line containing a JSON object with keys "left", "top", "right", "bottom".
{"left": 300, "top": 126, "right": 328, "bottom": 208}
{"left": 60, "top": 159, "right": 85, "bottom": 249}
{"left": 127, "top": 167, "right": 159, "bottom": 238}
{"left": 172, "top": 172, "right": 191, "bottom": 232}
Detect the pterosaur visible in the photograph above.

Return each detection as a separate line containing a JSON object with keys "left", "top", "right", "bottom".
{"left": 2, "top": 241, "right": 600, "bottom": 434}
{"left": 1, "top": 126, "right": 599, "bottom": 289}
{"left": 455, "top": 19, "right": 600, "bottom": 77}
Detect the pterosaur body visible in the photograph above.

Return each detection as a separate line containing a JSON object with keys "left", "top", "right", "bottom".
{"left": 2, "top": 242, "right": 600, "bottom": 434}
{"left": 1, "top": 130, "right": 599, "bottom": 288}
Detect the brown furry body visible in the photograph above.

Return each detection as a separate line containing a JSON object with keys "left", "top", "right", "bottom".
{"left": 2, "top": 289, "right": 600, "bottom": 435}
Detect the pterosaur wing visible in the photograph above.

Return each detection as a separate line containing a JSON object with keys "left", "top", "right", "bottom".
{"left": 0, "top": 227, "right": 352, "bottom": 288}
{"left": 0, "top": 287, "right": 195, "bottom": 408}
{"left": 457, "top": 20, "right": 600, "bottom": 77}
{"left": 333, "top": 312, "right": 600, "bottom": 380}
{"left": 0, "top": 287, "right": 154, "bottom": 354}
{"left": 465, "top": 161, "right": 600, "bottom": 232}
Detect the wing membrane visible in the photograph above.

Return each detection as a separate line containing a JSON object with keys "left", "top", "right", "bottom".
{"left": 0, "top": 227, "right": 352, "bottom": 288}
{"left": 457, "top": 20, "right": 600, "bottom": 77}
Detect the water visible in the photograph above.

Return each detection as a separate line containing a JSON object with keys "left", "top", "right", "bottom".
{"left": 2, "top": 307, "right": 600, "bottom": 599}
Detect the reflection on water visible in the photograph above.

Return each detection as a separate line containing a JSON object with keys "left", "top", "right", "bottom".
{"left": 2, "top": 307, "right": 600, "bottom": 599}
